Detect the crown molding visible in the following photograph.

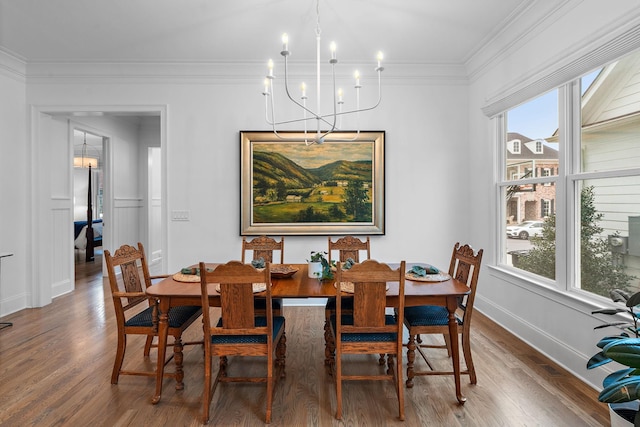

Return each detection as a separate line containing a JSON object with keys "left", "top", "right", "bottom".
{"left": 481, "top": 14, "right": 640, "bottom": 117}
{"left": 0, "top": 48, "right": 27, "bottom": 82}
{"left": 465, "top": 0, "right": 573, "bottom": 83}
{"left": 23, "top": 60, "right": 467, "bottom": 86}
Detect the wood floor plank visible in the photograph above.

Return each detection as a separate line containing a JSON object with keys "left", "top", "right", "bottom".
{"left": 0, "top": 254, "right": 608, "bottom": 426}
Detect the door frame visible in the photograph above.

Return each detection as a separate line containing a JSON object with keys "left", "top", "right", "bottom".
{"left": 30, "top": 105, "right": 167, "bottom": 307}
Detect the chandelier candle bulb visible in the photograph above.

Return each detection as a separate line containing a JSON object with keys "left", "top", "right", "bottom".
{"left": 267, "top": 59, "right": 274, "bottom": 77}
{"left": 377, "top": 51, "right": 383, "bottom": 69}
{"left": 330, "top": 41, "right": 337, "bottom": 61}
{"left": 354, "top": 70, "right": 361, "bottom": 88}
{"left": 337, "top": 88, "right": 344, "bottom": 103}
{"left": 301, "top": 82, "right": 307, "bottom": 99}
{"left": 282, "top": 33, "right": 289, "bottom": 53}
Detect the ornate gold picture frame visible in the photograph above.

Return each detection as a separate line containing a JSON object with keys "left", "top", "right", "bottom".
{"left": 240, "top": 131, "right": 385, "bottom": 235}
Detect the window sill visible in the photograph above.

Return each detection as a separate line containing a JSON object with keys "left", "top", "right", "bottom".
{"left": 486, "top": 264, "right": 613, "bottom": 314}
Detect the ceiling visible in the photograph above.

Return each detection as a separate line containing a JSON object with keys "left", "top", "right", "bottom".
{"left": 0, "top": 0, "right": 526, "bottom": 66}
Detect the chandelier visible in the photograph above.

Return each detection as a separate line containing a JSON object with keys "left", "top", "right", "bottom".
{"left": 262, "top": 0, "right": 383, "bottom": 145}
{"left": 73, "top": 132, "right": 98, "bottom": 169}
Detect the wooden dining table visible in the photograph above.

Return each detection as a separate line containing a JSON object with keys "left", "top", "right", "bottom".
{"left": 145, "top": 262, "right": 471, "bottom": 405}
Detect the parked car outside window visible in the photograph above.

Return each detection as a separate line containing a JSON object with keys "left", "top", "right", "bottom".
{"left": 506, "top": 221, "right": 544, "bottom": 239}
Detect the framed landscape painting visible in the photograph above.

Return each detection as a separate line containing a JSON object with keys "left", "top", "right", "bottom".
{"left": 240, "top": 131, "right": 385, "bottom": 235}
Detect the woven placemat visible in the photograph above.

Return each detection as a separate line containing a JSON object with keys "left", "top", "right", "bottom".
{"left": 173, "top": 273, "right": 200, "bottom": 283}
{"left": 214, "top": 283, "right": 267, "bottom": 293}
{"left": 405, "top": 272, "right": 451, "bottom": 282}
{"left": 333, "top": 282, "right": 389, "bottom": 293}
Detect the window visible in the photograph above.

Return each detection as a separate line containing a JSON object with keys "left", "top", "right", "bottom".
{"left": 512, "top": 140, "right": 521, "bottom": 154}
{"left": 541, "top": 199, "right": 551, "bottom": 217}
{"left": 498, "top": 49, "right": 640, "bottom": 299}
{"left": 535, "top": 140, "right": 543, "bottom": 153}
{"left": 503, "top": 89, "right": 558, "bottom": 279}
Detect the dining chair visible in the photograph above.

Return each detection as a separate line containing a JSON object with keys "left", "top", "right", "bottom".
{"left": 242, "top": 236, "right": 284, "bottom": 317}
{"left": 403, "top": 242, "right": 483, "bottom": 388}
{"left": 324, "top": 235, "right": 371, "bottom": 366}
{"left": 104, "top": 242, "right": 202, "bottom": 386}
{"left": 328, "top": 259, "right": 406, "bottom": 420}
{"left": 327, "top": 235, "right": 370, "bottom": 264}
{"left": 199, "top": 261, "right": 286, "bottom": 424}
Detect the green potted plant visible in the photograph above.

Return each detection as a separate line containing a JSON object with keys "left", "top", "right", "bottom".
{"left": 587, "top": 289, "right": 640, "bottom": 426}
{"left": 307, "top": 251, "right": 334, "bottom": 280}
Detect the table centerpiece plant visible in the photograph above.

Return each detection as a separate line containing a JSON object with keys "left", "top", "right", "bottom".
{"left": 587, "top": 289, "right": 640, "bottom": 426}
{"left": 307, "top": 251, "right": 334, "bottom": 281}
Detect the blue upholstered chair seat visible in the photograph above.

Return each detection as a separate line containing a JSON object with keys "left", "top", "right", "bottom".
{"left": 330, "top": 314, "right": 397, "bottom": 342}
{"left": 253, "top": 298, "right": 283, "bottom": 311}
{"left": 325, "top": 297, "right": 354, "bottom": 311}
{"left": 125, "top": 305, "right": 201, "bottom": 328}
{"left": 211, "top": 316, "right": 285, "bottom": 344}
{"left": 404, "top": 305, "right": 462, "bottom": 327}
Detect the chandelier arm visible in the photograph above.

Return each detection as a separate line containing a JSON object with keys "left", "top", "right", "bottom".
{"left": 265, "top": 92, "right": 276, "bottom": 126}
{"left": 325, "top": 70, "right": 383, "bottom": 118}
{"left": 282, "top": 55, "right": 320, "bottom": 119}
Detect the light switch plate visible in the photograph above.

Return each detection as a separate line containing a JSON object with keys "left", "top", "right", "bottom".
{"left": 171, "top": 210, "right": 190, "bottom": 221}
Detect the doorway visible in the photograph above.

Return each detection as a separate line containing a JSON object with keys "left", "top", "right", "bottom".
{"left": 72, "top": 129, "right": 105, "bottom": 271}
{"left": 32, "top": 107, "right": 166, "bottom": 308}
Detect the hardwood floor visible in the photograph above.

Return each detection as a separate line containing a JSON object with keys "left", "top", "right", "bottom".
{"left": 0, "top": 254, "right": 608, "bottom": 426}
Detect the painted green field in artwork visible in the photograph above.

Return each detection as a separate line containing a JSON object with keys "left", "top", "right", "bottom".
{"left": 253, "top": 185, "right": 372, "bottom": 223}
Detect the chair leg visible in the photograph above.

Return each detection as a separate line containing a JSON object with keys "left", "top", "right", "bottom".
{"left": 379, "top": 353, "right": 386, "bottom": 365}
{"left": 219, "top": 356, "right": 228, "bottom": 377}
{"left": 406, "top": 334, "right": 416, "bottom": 388}
{"left": 335, "top": 352, "right": 342, "bottom": 420}
{"left": 328, "top": 336, "right": 336, "bottom": 376}
{"left": 173, "top": 336, "right": 185, "bottom": 390}
{"left": 277, "top": 332, "right": 287, "bottom": 377}
{"left": 462, "top": 332, "right": 476, "bottom": 384}
{"left": 324, "top": 312, "right": 332, "bottom": 366}
{"left": 202, "top": 353, "right": 212, "bottom": 424}
{"left": 111, "top": 332, "right": 127, "bottom": 384}
{"left": 386, "top": 354, "right": 394, "bottom": 375}
{"left": 143, "top": 335, "right": 153, "bottom": 357}
{"left": 265, "top": 372, "right": 273, "bottom": 423}
{"left": 396, "top": 351, "right": 405, "bottom": 421}
{"left": 443, "top": 333, "right": 452, "bottom": 357}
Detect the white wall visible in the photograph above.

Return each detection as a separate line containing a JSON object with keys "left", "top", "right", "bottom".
{"left": 467, "top": 0, "right": 640, "bottom": 390}
{"left": 0, "top": 56, "right": 28, "bottom": 315}
{"left": 23, "top": 75, "right": 469, "bottom": 278}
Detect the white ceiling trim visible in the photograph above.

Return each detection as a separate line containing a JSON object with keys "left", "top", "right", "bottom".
{"left": 23, "top": 61, "right": 469, "bottom": 86}
{"left": 482, "top": 15, "right": 640, "bottom": 117}
{"left": 0, "top": 48, "right": 26, "bottom": 82}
